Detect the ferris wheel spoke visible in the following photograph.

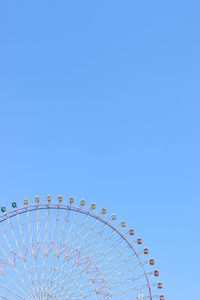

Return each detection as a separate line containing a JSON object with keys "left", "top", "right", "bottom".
{"left": 43, "top": 233, "right": 136, "bottom": 299}
{"left": 43, "top": 257, "right": 100, "bottom": 298}
{"left": 43, "top": 205, "right": 80, "bottom": 293}
{"left": 76, "top": 225, "right": 125, "bottom": 267}
{"left": 55, "top": 279, "right": 97, "bottom": 300}
{"left": 0, "top": 229, "right": 34, "bottom": 299}
{"left": 95, "top": 242, "right": 147, "bottom": 278}
{"left": 15, "top": 212, "right": 38, "bottom": 299}
{"left": 25, "top": 208, "right": 42, "bottom": 299}
{"left": 52, "top": 247, "right": 145, "bottom": 298}
{"left": 58, "top": 203, "right": 71, "bottom": 244}
{"left": 84, "top": 228, "right": 132, "bottom": 265}
{"left": 102, "top": 251, "right": 147, "bottom": 272}
{"left": 111, "top": 281, "right": 151, "bottom": 295}
{"left": 43, "top": 206, "right": 66, "bottom": 293}
{"left": 1, "top": 273, "right": 31, "bottom": 299}
{"left": 62, "top": 204, "right": 91, "bottom": 248}
{"left": 0, "top": 293, "right": 15, "bottom": 300}
{"left": 25, "top": 213, "right": 41, "bottom": 300}
{"left": 103, "top": 264, "right": 152, "bottom": 285}
{"left": 6, "top": 214, "right": 37, "bottom": 299}
{"left": 0, "top": 283, "right": 26, "bottom": 300}
{"left": 89, "top": 242, "right": 130, "bottom": 269}
{"left": 38, "top": 269, "right": 95, "bottom": 300}
{"left": 45, "top": 216, "right": 108, "bottom": 290}
{"left": 59, "top": 262, "right": 109, "bottom": 299}
{"left": 45, "top": 255, "right": 88, "bottom": 295}
{"left": 96, "top": 251, "right": 136, "bottom": 276}
{"left": 42, "top": 254, "right": 57, "bottom": 295}
{"left": 40, "top": 253, "right": 71, "bottom": 295}
{"left": 68, "top": 209, "right": 100, "bottom": 251}
{"left": 49, "top": 233, "right": 130, "bottom": 290}
{"left": 40, "top": 207, "right": 51, "bottom": 282}
{"left": 44, "top": 260, "right": 79, "bottom": 295}
{"left": 75, "top": 217, "right": 116, "bottom": 256}
{"left": 44, "top": 215, "right": 109, "bottom": 286}
{"left": 34, "top": 206, "right": 44, "bottom": 300}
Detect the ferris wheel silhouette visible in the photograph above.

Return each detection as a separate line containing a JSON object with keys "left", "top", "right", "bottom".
{"left": 0, "top": 195, "right": 164, "bottom": 300}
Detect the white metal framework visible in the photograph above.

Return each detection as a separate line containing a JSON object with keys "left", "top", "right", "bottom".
{"left": 0, "top": 196, "right": 164, "bottom": 300}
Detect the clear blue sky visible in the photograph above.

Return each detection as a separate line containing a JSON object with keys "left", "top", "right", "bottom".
{"left": 0, "top": 1, "right": 199, "bottom": 299}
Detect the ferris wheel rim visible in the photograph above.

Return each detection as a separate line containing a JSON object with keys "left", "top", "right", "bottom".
{"left": 0, "top": 203, "right": 153, "bottom": 300}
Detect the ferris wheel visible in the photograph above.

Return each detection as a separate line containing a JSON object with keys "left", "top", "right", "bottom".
{"left": 0, "top": 196, "right": 164, "bottom": 300}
